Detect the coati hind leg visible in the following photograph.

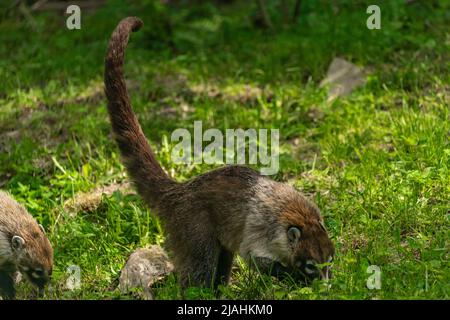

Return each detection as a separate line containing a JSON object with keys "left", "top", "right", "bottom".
{"left": 0, "top": 270, "right": 15, "bottom": 299}
{"left": 175, "top": 250, "right": 218, "bottom": 289}
{"left": 168, "top": 227, "right": 223, "bottom": 290}
{"left": 213, "top": 246, "right": 234, "bottom": 289}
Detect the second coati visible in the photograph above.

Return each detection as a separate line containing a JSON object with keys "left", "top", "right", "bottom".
{"left": 0, "top": 191, "right": 53, "bottom": 299}
{"left": 104, "top": 17, "right": 335, "bottom": 289}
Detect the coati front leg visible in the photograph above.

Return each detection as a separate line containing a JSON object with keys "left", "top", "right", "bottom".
{"left": 175, "top": 237, "right": 220, "bottom": 289}
{"left": 250, "top": 256, "right": 306, "bottom": 282}
{"left": 249, "top": 256, "right": 278, "bottom": 275}
{"left": 170, "top": 227, "right": 233, "bottom": 290}
{"left": 213, "top": 247, "right": 234, "bottom": 289}
{"left": 0, "top": 270, "right": 16, "bottom": 299}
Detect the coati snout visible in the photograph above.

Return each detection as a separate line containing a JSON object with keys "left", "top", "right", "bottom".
{"left": 104, "top": 17, "right": 335, "bottom": 290}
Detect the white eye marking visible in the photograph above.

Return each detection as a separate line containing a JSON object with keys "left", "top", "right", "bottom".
{"left": 22, "top": 266, "right": 30, "bottom": 272}
{"left": 305, "top": 259, "right": 317, "bottom": 274}
{"left": 305, "top": 266, "right": 316, "bottom": 274}
{"left": 32, "top": 272, "right": 40, "bottom": 278}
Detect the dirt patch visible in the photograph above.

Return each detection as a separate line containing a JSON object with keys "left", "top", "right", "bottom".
{"left": 152, "top": 73, "right": 190, "bottom": 99}
{"left": 190, "top": 83, "right": 273, "bottom": 105}
{"left": 306, "top": 106, "right": 325, "bottom": 123}
{"left": 339, "top": 234, "right": 369, "bottom": 254}
{"left": 0, "top": 130, "right": 21, "bottom": 153}
{"left": 151, "top": 75, "right": 273, "bottom": 117}
{"left": 157, "top": 97, "right": 195, "bottom": 119}
{"left": 377, "top": 143, "right": 396, "bottom": 153}
{"left": 64, "top": 182, "right": 134, "bottom": 217}
{"left": 288, "top": 136, "right": 322, "bottom": 165}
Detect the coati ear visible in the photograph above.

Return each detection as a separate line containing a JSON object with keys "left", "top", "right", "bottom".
{"left": 11, "top": 235, "right": 25, "bottom": 251}
{"left": 39, "top": 224, "right": 46, "bottom": 234}
{"left": 287, "top": 227, "right": 301, "bottom": 244}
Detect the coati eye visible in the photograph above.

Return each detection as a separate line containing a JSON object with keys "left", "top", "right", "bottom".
{"left": 287, "top": 227, "right": 301, "bottom": 243}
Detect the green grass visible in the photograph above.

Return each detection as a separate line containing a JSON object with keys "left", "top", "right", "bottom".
{"left": 0, "top": 0, "right": 448, "bottom": 299}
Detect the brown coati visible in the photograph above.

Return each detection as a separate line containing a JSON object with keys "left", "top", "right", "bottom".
{"left": 104, "top": 17, "right": 334, "bottom": 289}
{"left": 0, "top": 191, "right": 53, "bottom": 299}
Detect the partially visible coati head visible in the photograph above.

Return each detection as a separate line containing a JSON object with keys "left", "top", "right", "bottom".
{"left": 10, "top": 226, "right": 53, "bottom": 290}
{"left": 0, "top": 191, "right": 53, "bottom": 293}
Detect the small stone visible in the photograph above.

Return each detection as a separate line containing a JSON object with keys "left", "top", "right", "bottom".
{"left": 320, "top": 57, "right": 367, "bottom": 101}
{"left": 119, "top": 246, "right": 174, "bottom": 300}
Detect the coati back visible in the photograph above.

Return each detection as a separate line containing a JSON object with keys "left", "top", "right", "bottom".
{"left": 104, "top": 17, "right": 335, "bottom": 289}
{"left": 0, "top": 191, "right": 53, "bottom": 299}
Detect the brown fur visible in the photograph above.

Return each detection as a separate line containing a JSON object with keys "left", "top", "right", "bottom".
{"left": 104, "top": 17, "right": 334, "bottom": 289}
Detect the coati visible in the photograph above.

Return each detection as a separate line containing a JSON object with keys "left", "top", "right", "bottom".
{"left": 0, "top": 191, "right": 53, "bottom": 299}
{"left": 104, "top": 17, "right": 335, "bottom": 289}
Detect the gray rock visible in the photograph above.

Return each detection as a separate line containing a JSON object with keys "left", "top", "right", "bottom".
{"left": 119, "top": 246, "right": 174, "bottom": 300}
{"left": 320, "top": 57, "right": 367, "bottom": 101}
